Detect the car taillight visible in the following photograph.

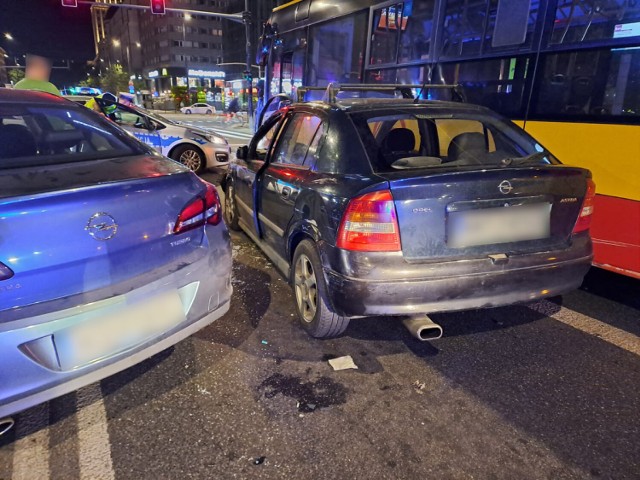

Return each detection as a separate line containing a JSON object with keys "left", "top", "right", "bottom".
{"left": 573, "top": 178, "right": 596, "bottom": 234}
{"left": 0, "top": 262, "right": 14, "bottom": 281}
{"left": 337, "top": 190, "right": 401, "bottom": 252}
{"left": 174, "top": 182, "right": 221, "bottom": 234}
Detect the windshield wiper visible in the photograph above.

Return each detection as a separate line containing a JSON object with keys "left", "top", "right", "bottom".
{"left": 499, "top": 151, "right": 549, "bottom": 167}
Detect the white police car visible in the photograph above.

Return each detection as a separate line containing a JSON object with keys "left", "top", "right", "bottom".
{"left": 102, "top": 102, "right": 230, "bottom": 173}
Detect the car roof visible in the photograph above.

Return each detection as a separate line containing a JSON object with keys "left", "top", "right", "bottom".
{"left": 0, "top": 88, "right": 74, "bottom": 106}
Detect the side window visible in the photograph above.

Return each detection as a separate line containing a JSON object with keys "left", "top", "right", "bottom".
{"left": 550, "top": 0, "right": 640, "bottom": 45}
{"left": 254, "top": 118, "right": 284, "bottom": 160}
{"left": 271, "top": 113, "right": 322, "bottom": 167}
{"left": 533, "top": 48, "right": 640, "bottom": 118}
{"left": 114, "top": 107, "right": 147, "bottom": 128}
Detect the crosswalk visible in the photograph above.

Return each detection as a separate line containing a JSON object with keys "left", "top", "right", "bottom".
{"left": 1, "top": 294, "right": 637, "bottom": 479}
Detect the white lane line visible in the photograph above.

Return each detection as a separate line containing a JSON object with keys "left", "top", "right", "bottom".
{"left": 530, "top": 299, "right": 640, "bottom": 356}
{"left": 75, "top": 384, "right": 115, "bottom": 480}
{"left": 12, "top": 403, "right": 50, "bottom": 480}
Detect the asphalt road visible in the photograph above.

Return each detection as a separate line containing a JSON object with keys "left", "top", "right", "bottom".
{"left": 1, "top": 141, "right": 639, "bottom": 480}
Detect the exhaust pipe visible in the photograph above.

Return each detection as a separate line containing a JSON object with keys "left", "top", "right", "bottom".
{"left": 402, "top": 315, "right": 443, "bottom": 341}
{"left": 0, "top": 417, "right": 14, "bottom": 437}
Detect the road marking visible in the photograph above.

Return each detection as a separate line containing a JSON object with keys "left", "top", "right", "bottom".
{"left": 12, "top": 403, "right": 50, "bottom": 480}
{"left": 530, "top": 299, "right": 640, "bottom": 356}
{"left": 76, "top": 384, "right": 115, "bottom": 480}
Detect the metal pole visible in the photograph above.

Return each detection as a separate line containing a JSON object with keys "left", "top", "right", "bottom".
{"left": 183, "top": 17, "right": 189, "bottom": 94}
{"left": 243, "top": 2, "right": 253, "bottom": 127}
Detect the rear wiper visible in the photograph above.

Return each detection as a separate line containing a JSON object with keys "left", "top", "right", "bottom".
{"left": 499, "top": 151, "right": 549, "bottom": 167}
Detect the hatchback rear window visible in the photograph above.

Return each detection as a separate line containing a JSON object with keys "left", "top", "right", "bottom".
{"left": 0, "top": 102, "right": 148, "bottom": 169}
{"left": 351, "top": 110, "right": 558, "bottom": 172}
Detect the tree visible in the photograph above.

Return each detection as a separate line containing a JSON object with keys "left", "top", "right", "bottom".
{"left": 99, "top": 64, "right": 130, "bottom": 94}
{"left": 171, "top": 86, "right": 189, "bottom": 109}
{"left": 8, "top": 68, "right": 24, "bottom": 84}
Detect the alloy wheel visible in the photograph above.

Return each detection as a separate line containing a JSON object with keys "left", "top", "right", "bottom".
{"left": 179, "top": 149, "right": 202, "bottom": 172}
{"left": 294, "top": 253, "right": 318, "bottom": 323}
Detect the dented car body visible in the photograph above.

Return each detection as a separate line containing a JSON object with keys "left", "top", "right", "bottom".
{"left": 0, "top": 90, "right": 232, "bottom": 417}
{"left": 225, "top": 97, "right": 593, "bottom": 338}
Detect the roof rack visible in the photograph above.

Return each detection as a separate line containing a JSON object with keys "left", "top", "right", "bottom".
{"left": 295, "top": 83, "right": 466, "bottom": 104}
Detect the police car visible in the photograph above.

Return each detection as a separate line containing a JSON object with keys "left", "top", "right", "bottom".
{"left": 97, "top": 100, "right": 230, "bottom": 173}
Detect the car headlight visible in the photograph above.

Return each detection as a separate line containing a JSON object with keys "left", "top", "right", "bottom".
{"left": 195, "top": 133, "right": 227, "bottom": 146}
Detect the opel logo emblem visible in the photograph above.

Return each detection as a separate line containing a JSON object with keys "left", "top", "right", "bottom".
{"left": 85, "top": 212, "right": 118, "bottom": 241}
{"left": 498, "top": 180, "right": 513, "bottom": 195}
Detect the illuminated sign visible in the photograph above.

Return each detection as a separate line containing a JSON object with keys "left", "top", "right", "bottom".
{"left": 162, "top": 68, "right": 168, "bottom": 76}
{"left": 148, "top": 70, "right": 159, "bottom": 78}
{"left": 188, "top": 69, "right": 225, "bottom": 79}
{"left": 613, "top": 22, "right": 640, "bottom": 38}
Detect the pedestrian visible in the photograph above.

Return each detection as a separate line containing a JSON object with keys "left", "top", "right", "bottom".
{"left": 13, "top": 54, "right": 60, "bottom": 96}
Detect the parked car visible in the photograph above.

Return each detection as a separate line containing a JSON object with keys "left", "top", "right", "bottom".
{"left": 94, "top": 98, "right": 230, "bottom": 173}
{"left": 181, "top": 103, "right": 216, "bottom": 115}
{"left": 0, "top": 89, "right": 232, "bottom": 418}
{"left": 224, "top": 90, "right": 594, "bottom": 338}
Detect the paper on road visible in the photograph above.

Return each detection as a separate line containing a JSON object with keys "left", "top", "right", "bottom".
{"left": 328, "top": 355, "right": 358, "bottom": 371}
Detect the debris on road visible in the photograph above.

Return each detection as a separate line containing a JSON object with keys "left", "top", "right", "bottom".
{"left": 328, "top": 356, "right": 358, "bottom": 371}
{"left": 413, "top": 381, "right": 426, "bottom": 395}
{"left": 253, "top": 456, "right": 266, "bottom": 465}
{"left": 261, "top": 340, "right": 269, "bottom": 345}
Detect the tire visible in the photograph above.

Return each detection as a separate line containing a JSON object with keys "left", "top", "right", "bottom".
{"left": 205, "top": 109, "right": 213, "bottom": 115}
{"left": 291, "top": 239, "right": 350, "bottom": 338}
{"left": 171, "top": 144, "right": 205, "bottom": 173}
{"left": 223, "top": 181, "right": 240, "bottom": 231}
{"left": 185, "top": 109, "right": 192, "bottom": 114}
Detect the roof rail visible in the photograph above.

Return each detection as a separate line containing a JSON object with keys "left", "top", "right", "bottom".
{"left": 295, "top": 83, "right": 466, "bottom": 103}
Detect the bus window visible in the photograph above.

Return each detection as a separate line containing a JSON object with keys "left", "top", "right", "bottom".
{"left": 307, "top": 12, "right": 367, "bottom": 85}
{"left": 369, "top": 1, "right": 435, "bottom": 66}
{"left": 532, "top": 48, "right": 640, "bottom": 118}
{"left": 550, "top": 0, "right": 640, "bottom": 45}
{"left": 440, "top": 0, "right": 539, "bottom": 58}
{"left": 440, "top": 57, "right": 530, "bottom": 117}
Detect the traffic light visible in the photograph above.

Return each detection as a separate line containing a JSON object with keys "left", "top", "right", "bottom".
{"left": 61, "top": 0, "right": 78, "bottom": 7}
{"left": 150, "top": 0, "right": 165, "bottom": 15}
{"left": 243, "top": 70, "right": 252, "bottom": 81}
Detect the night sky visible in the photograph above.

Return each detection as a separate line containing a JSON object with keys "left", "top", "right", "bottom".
{"left": 0, "top": 0, "right": 94, "bottom": 61}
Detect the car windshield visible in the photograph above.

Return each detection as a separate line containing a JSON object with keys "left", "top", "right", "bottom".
{"left": 350, "top": 109, "right": 559, "bottom": 173}
{"left": 0, "top": 102, "right": 150, "bottom": 169}
{"left": 143, "top": 108, "right": 175, "bottom": 125}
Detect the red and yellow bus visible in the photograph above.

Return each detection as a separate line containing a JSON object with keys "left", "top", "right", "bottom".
{"left": 258, "top": 0, "right": 640, "bottom": 278}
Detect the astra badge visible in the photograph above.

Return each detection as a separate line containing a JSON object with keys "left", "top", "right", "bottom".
{"left": 498, "top": 180, "right": 513, "bottom": 195}
{"left": 85, "top": 212, "right": 118, "bottom": 241}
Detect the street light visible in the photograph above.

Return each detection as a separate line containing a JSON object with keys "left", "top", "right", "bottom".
{"left": 4, "top": 33, "right": 13, "bottom": 41}
{"left": 113, "top": 39, "right": 120, "bottom": 47}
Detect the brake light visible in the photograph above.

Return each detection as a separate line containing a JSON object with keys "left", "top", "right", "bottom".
{"left": 573, "top": 178, "right": 596, "bottom": 234}
{"left": 337, "top": 190, "right": 401, "bottom": 252}
{"left": 173, "top": 182, "right": 221, "bottom": 234}
{"left": 0, "top": 262, "right": 14, "bottom": 281}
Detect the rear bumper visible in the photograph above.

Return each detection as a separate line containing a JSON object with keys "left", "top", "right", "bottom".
{"left": 321, "top": 235, "right": 592, "bottom": 317}
{"left": 0, "top": 225, "right": 232, "bottom": 418}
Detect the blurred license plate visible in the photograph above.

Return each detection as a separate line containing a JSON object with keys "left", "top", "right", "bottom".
{"left": 55, "top": 290, "right": 185, "bottom": 371}
{"left": 448, "top": 203, "right": 551, "bottom": 248}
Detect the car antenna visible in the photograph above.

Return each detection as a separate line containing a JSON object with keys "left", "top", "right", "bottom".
{"left": 414, "top": 80, "right": 427, "bottom": 104}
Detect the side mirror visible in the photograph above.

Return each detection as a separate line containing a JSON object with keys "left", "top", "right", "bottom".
{"left": 236, "top": 145, "right": 249, "bottom": 160}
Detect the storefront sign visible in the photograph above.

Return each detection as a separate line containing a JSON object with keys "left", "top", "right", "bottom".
{"left": 148, "top": 70, "right": 159, "bottom": 78}
{"left": 188, "top": 69, "right": 225, "bottom": 79}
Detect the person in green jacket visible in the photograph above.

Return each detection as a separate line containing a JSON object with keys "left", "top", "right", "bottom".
{"left": 14, "top": 54, "right": 60, "bottom": 96}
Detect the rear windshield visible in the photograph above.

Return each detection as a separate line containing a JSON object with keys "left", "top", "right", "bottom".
{"left": 350, "top": 109, "right": 559, "bottom": 172}
{"left": 0, "top": 102, "right": 150, "bottom": 169}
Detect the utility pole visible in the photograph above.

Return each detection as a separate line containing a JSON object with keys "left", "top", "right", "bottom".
{"left": 243, "top": 1, "right": 253, "bottom": 127}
